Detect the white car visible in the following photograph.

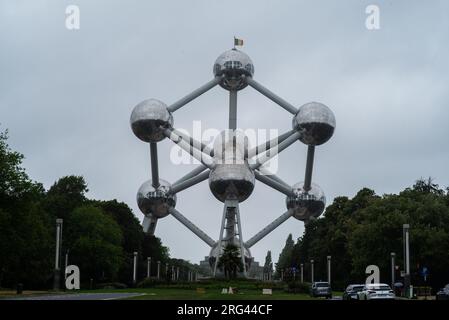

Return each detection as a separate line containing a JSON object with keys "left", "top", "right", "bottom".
{"left": 357, "top": 283, "right": 395, "bottom": 300}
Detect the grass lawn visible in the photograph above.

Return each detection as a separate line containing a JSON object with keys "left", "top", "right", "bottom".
{"left": 76, "top": 288, "right": 331, "bottom": 300}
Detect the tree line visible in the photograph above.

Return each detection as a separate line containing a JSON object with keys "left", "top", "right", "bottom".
{"left": 275, "top": 179, "right": 449, "bottom": 290}
{"left": 0, "top": 129, "right": 192, "bottom": 289}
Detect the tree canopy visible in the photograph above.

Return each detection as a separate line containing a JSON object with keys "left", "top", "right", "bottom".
{"left": 277, "top": 180, "right": 449, "bottom": 290}
{"left": 0, "top": 129, "right": 170, "bottom": 288}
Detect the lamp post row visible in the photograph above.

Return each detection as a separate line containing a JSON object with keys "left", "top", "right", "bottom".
{"left": 53, "top": 221, "right": 411, "bottom": 289}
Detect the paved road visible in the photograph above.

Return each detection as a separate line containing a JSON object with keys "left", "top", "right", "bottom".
{"left": 4, "top": 292, "right": 145, "bottom": 300}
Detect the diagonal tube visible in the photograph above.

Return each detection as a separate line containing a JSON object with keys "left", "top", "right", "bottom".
{"left": 172, "top": 128, "right": 214, "bottom": 157}
{"left": 250, "top": 131, "right": 301, "bottom": 170}
{"left": 254, "top": 171, "right": 294, "bottom": 197}
{"left": 245, "top": 211, "right": 294, "bottom": 248}
{"left": 170, "top": 208, "right": 215, "bottom": 247}
{"left": 163, "top": 128, "right": 215, "bottom": 169}
{"left": 173, "top": 165, "right": 208, "bottom": 186}
{"left": 168, "top": 77, "right": 222, "bottom": 113}
{"left": 142, "top": 215, "right": 158, "bottom": 236}
{"left": 246, "top": 77, "right": 298, "bottom": 115}
{"left": 170, "top": 170, "right": 210, "bottom": 194}
{"left": 247, "top": 129, "right": 297, "bottom": 159}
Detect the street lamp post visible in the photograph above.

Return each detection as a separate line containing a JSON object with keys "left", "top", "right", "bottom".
{"left": 147, "top": 257, "right": 151, "bottom": 279}
{"left": 327, "top": 256, "right": 331, "bottom": 285}
{"left": 391, "top": 252, "right": 396, "bottom": 289}
{"left": 157, "top": 261, "right": 161, "bottom": 279}
{"left": 64, "top": 249, "right": 69, "bottom": 281}
{"left": 403, "top": 224, "right": 411, "bottom": 297}
{"left": 310, "top": 260, "right": 314, "bottom": 283}
{"left": 300, "top": 263, "right": 304, "bottom": 283}
{"left": 53, "top": 218, "right": 63, "bottom": 291}
{"left": 132, "top": 252, "right": 138, "bottom": 286}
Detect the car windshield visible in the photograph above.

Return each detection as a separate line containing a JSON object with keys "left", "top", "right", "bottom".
{"left": 316, "top": 283, "right": 329, "bottom": 287}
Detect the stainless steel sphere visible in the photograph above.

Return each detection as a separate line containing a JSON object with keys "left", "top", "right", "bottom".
{"left": 213, "top": 49, "right": 254, "bottom": 91}
{"left": 209, "top": 164, "right": 255, "bottom": 203}
{"left": 292, "top": 102, "right": 336, "bottom": 146}
{"left": 208, "top": 240, "right": 252, "bottom": 270}
{"left": 286, "top": 182, "right": 326, "bottom": 221}
{"left": 137, "top": 179, "right": 176, "bottom": 219}
{"left": 130, "top": 99, "right": 174, "bottom": 142}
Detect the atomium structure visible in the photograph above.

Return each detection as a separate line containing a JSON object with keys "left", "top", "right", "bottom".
{"left": 129, "top": 48, "right": 336, "bottom": 277}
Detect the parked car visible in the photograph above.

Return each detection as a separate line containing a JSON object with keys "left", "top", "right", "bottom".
{"left": 343, "top": 284, "right": 365, "bottom": 300}
{"left": 357, "top": 283, "right": 395, "bottom": 300}
{"left": 310, "top": 281, "right": 332, "bottom": 299}
{"left": 436, "top": 284, "right": 449, "bottom": 300}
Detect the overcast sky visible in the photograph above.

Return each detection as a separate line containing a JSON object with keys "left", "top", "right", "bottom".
{"left": 1, "top": 0, "right": 449, "bottom": 266}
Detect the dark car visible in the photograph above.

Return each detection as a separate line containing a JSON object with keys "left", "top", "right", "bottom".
{"left": 343, "top": 284, "right": 365, "bottom": 300}
{"left": 310, "top": 281, "right": 332, "bottom": 299}
{"left": 436, "top": 284, "right": 449, "bottom": 300}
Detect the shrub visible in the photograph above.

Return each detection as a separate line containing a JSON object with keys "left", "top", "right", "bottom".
{"left": 284, "top": 281, "right": 311, "bottom": 294}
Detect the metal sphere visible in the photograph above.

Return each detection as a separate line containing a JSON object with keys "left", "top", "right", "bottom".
{"left": 292, "top": 102, "right": 336, "bottom": 146}
{"left": 137, "top": 179, "right": 176, "bottom": 219}
{"left": 209, "top": 164, "right": 255, "bottom": 203}
{"left": 130, "top": 99, "right": 174, "bottom": 142}
{"left": 286, "top": 182, "right": 326, "bottom": 222}
{"left": 208, "top": 240, "right": 252, "bottom": 269}
{"left": 213, "top": 49, "right": 254, "bottom": 91}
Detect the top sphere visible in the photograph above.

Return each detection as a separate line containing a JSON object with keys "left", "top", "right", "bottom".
{"left": 130, "top": 99, "right": 174, "bottom": 143}
{"left": 292, "top": 102, "right": 336, "bottom": 146}
{"left": 213, "top": 49, "right": 254, "bottom": 91}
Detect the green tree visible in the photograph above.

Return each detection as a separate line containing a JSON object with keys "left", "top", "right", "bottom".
{"left": 217, "top": 244, "right": 243, "bottom": 279}
{"left": 263, "top": 250, "right": 273, "bottom": 276}
{"left": 0, "top": 130, "right": 53, "bottom": 288}
{"left": 66, "top": 205, "right": 123, "bottom": 283}
{"left": 276, "top": 234, "right": 295, "bottom": 277}
{"left": 44, "top": 175, "right": 88, "bottom": 221}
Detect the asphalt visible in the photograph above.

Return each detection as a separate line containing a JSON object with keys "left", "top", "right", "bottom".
{"left": 4, "top": 292, "right": 145, "bottom": 300}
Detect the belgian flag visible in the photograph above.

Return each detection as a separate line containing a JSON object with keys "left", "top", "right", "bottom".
{"left": 234, "top": 37, "right": 244, "bottom": 47}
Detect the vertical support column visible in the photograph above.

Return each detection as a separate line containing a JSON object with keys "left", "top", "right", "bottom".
{"left": 391, "top": 252, "right": 396, "bottom": 289}
{"left": 304, "top": 145, "right": 315, "bottom": 191}
{"left": 327, "top": 256, "right": 331, "bottom": 285}
{"left": 300, "top": 263, "right": 304, "bottom": 283}
{"left": 53, "top": 218, "right": 63, "bottom": 291}
{"left": 235, "top": 204, "right": 247, "bottom": 277}
{"left": 229, "top": 90, "right": 237, "bottom": 130}
{"left": 310, "top": 259, "right": 315, "bottom": 283}
{"left": 157, "top": 261, "right": 161, "bottom": 279}
{"left": 132, "top": 252, "right": 138, "bottom": 286}
{"left": 213, "top": 202, "right": 228, "bottom": 276}
{"left": 150, "top": 142, "right": 160, "bottom": 188}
